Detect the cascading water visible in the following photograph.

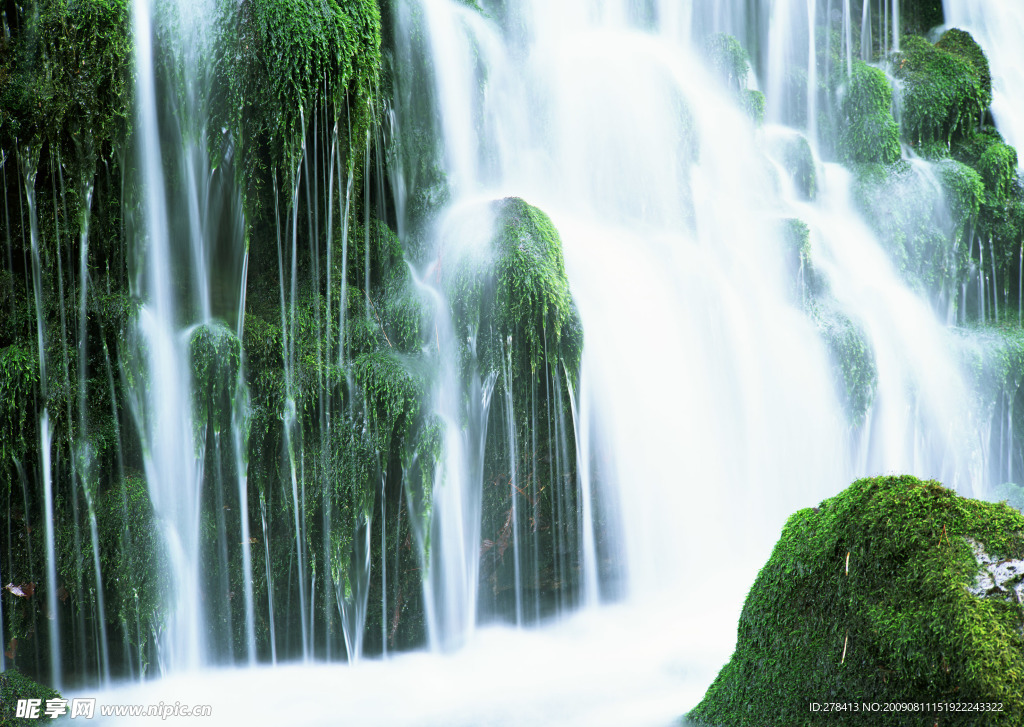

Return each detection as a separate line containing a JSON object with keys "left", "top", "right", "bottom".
{"left": 943, "top": 0, "right": 1024, "bottom": 162}
{"left": 128, "top": 0, "right": 251, "bottom": 671}
{"left": 4, "top": 0, "right": 1024, "bottom": 723}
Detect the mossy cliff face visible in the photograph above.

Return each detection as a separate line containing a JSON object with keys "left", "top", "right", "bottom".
{"left": 689, "top": 475, "right": 1024, "bottom": 727}
{"left": 443, "top": 197, "right": 585, "bottom": 617}
{"left": 0, "top": 0, "right": 397, "bottom": 678}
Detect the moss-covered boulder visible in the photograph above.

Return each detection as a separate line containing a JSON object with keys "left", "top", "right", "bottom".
{"left": 894, "top": 32, "right": 990, "bottom": 147}
{"left": 811, "top": 305, "right": 877, "bottom": 424}
{"left": 689, "top": 475, "right": 1024, "bottom": 727}
{"left": 446, "top": 197, "right": 582, "bottom": 382}
{"left": 977, "top": 143, "right": 1019, "bottom": 202}
{"left": 0, "top": 669, "right": 61, "bottom": 726}
{"left": 770, "top": 132, "right": 816, "bottom": 200}
{"left": 189, "top": 321, "right": 243, "bottom": 436}
{"left": 836, "top": 61, "right": 901, "bottom": 165}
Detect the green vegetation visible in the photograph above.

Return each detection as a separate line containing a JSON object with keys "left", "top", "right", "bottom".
{"left": 703, "top": 33, "right": 750, "bottom": 92}
{"left": 836, "top": 62, "right": 901, "bottom": 165}
{"left": 977, "top": 143, "right": 1019, "bottom": 202}
{"left": 690, "top": 475, "right": 1024, "bottom": 727}
{"left": 446, "top": 198, "right": 583, "bottom": 385}
{"left": 811, "top": 306, "right": 877, "bottom": 424}
{"left": 894, "top": 33, "right": 989, "bottom": 147}
{"left": 0, "top": 669, "right": 61, "bottom": 726}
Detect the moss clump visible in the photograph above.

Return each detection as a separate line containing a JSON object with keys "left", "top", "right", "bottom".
{"left": 780, "top": 217, "right": 825, "bottom": 302}
{"left": 446, "top": 198, "right": 582, "bottom": 382}
{"left": 189, "top": 321, "right": 243, "bottom": 435}
{"left": 937, "top": 158, "right": 985, "bottom": 225}
{"left": 952, "top": 125, "right": 1004, "bottom": 169}
{"left": 0, "top": 0, "right": 131, "bottom": 154}
{"left": 229, "top": 0, "right": 381, "bottom": 195}
{"left": 352, "top": 349, "right": 426, "bottom": 459}
{"left": 977, "top": 143, "right": 1019, "bottom": 202}
{"left": 742, "top": 89, "right": 766, "bottom": 126}
{"left": 811, "top": 305, "right": 877, "bottom": 423}
{"left": 771, "top": 132, "right": 816, "bottom": 200}
{"left": 894, "top": 33, "right": 989, "bottom": 147}
{"left": 0, "top": 344, "right": 39, "bottom": 464}
{"left": 703, "top": 34, "right": 749, "bottom": 91}
{"left": 851, "top": 159, "right": 982, "bottom": 312}
{"left": 836, "top": 62, "right": 901, "bottom": 165}
{"left": 0, "top": 669, "right": 61, "bottom": 726}
{"left": 96, "top": 472, "right": 168, "bottom": 668}
{"left": 690, "top": 475, "right": 1024, "bottom": 727}
{"left": 936, "top": 28, "right": 991, "bottom": 101}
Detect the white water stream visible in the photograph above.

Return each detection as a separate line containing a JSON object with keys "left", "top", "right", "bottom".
{"left": 79, "top": 0, "right": 1020, "bottom": 723}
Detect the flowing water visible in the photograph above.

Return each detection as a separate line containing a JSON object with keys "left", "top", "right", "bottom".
{"left": 943, "top": 0, "right": 1024, "bottom": 164}
{"left": 37, "top": 0, "right": 1024, "bottom": 723}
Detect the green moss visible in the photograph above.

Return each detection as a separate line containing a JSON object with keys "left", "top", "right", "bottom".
{"left": 690, "top": 475, "right": 1024, "bottom": 727}
{"left": 0, "top": 344, "right": 38, "bottom": 465}
{"left": 352, "top": 349, "right": 426, "bottom": 459}
{"left": 0, "top": 669, "right": 61, "bottom": 725}
{"left": 837, "top": 62, "right": 901, "bottom": 165}
{"left": 852, "top": 160, "right": 976, "bottom": 307}
{"left": 977, "top": 143, "right": 1019, "bottom": 201}
{"left": 937, "top": 158, "right": 985, "bottom": 224}
{"left": 811, "top": 304, "right": 877, "bottom": 424}
{"left": 446, "top": 198, "right": 583, "bottom": 384}
{"left": 894, "top": 34, "right": 989, "bottom": 147}
{"left": 703, "top": 33, "right": 750, "bottom": 91}
{"left": 96, "top": 472, "right": 167, "bottom": 666}
{"left": 771, "top": 133, "right": 816, "bottom": 200}
{"left": 229, "top": 0, "right": 381, "bottom": 196}
{"left": 742, "top": 89, "right": 766, "bottom": 127}
{"left": 0, "top": 0, "right": 131, "bottom": 154}
{"left": 952, "top": 125, "right": 1004, "bottom": 168}
{"left": 936, "top": 28, "right": 991, "bottom": 101}
{"left": 189, "top": 321, "right": 243, "bottom": 436}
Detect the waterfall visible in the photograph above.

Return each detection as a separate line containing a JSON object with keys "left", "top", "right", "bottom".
{"left": 5, "top": 0, "right": 1024, "bottom": 721}
{"left": 129, "top": 0, "right": 249, "bottom": 671}
{"left": 943, "top": 0, "right": 1024, "bottom": 161}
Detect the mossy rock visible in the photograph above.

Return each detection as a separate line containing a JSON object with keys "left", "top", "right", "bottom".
{"left": 836, "top": 62, "right": 901, "bottom": 165}
{"left": 894, "top": 33, "right": 989, "bottom": 147}
{"left": 742, "top": 89, "right": 766, "bottom": 126}
{"left": 189, "top": 321, "right": 243, "bottom": 435}
{"left": 937, "top": 158, "right": 985, "bottom": 225}
{"left": 702, "top": 33, "right": 750, "bottom": 91}
{"left": 445, "top": 197, "right": 583, "bottom": 383}
{"left": 0, "top": 669, "right": 61, "bottom": 726}
{"left": 852, "top": 159, "right": 977, "bottom": 304}
{"left": 952, "top": 125, "right": 1004, "bottom": 168}
{"left": 811, "top": 304, "right": 877, "bottom": 424}
{"left": 228, "top": 0, "right": 381, "bottom": 197}
{"left": 689, "top": 475, "right": 1024, "bottom": 727}
{"left": 936, "top": 28, "right": 991, "bottom": 101}
{"left": 977, "top": 143, "right": 1019, "bottom": 201}
{"left": 770, "top": 132, "right": 816, "bottom": 200}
